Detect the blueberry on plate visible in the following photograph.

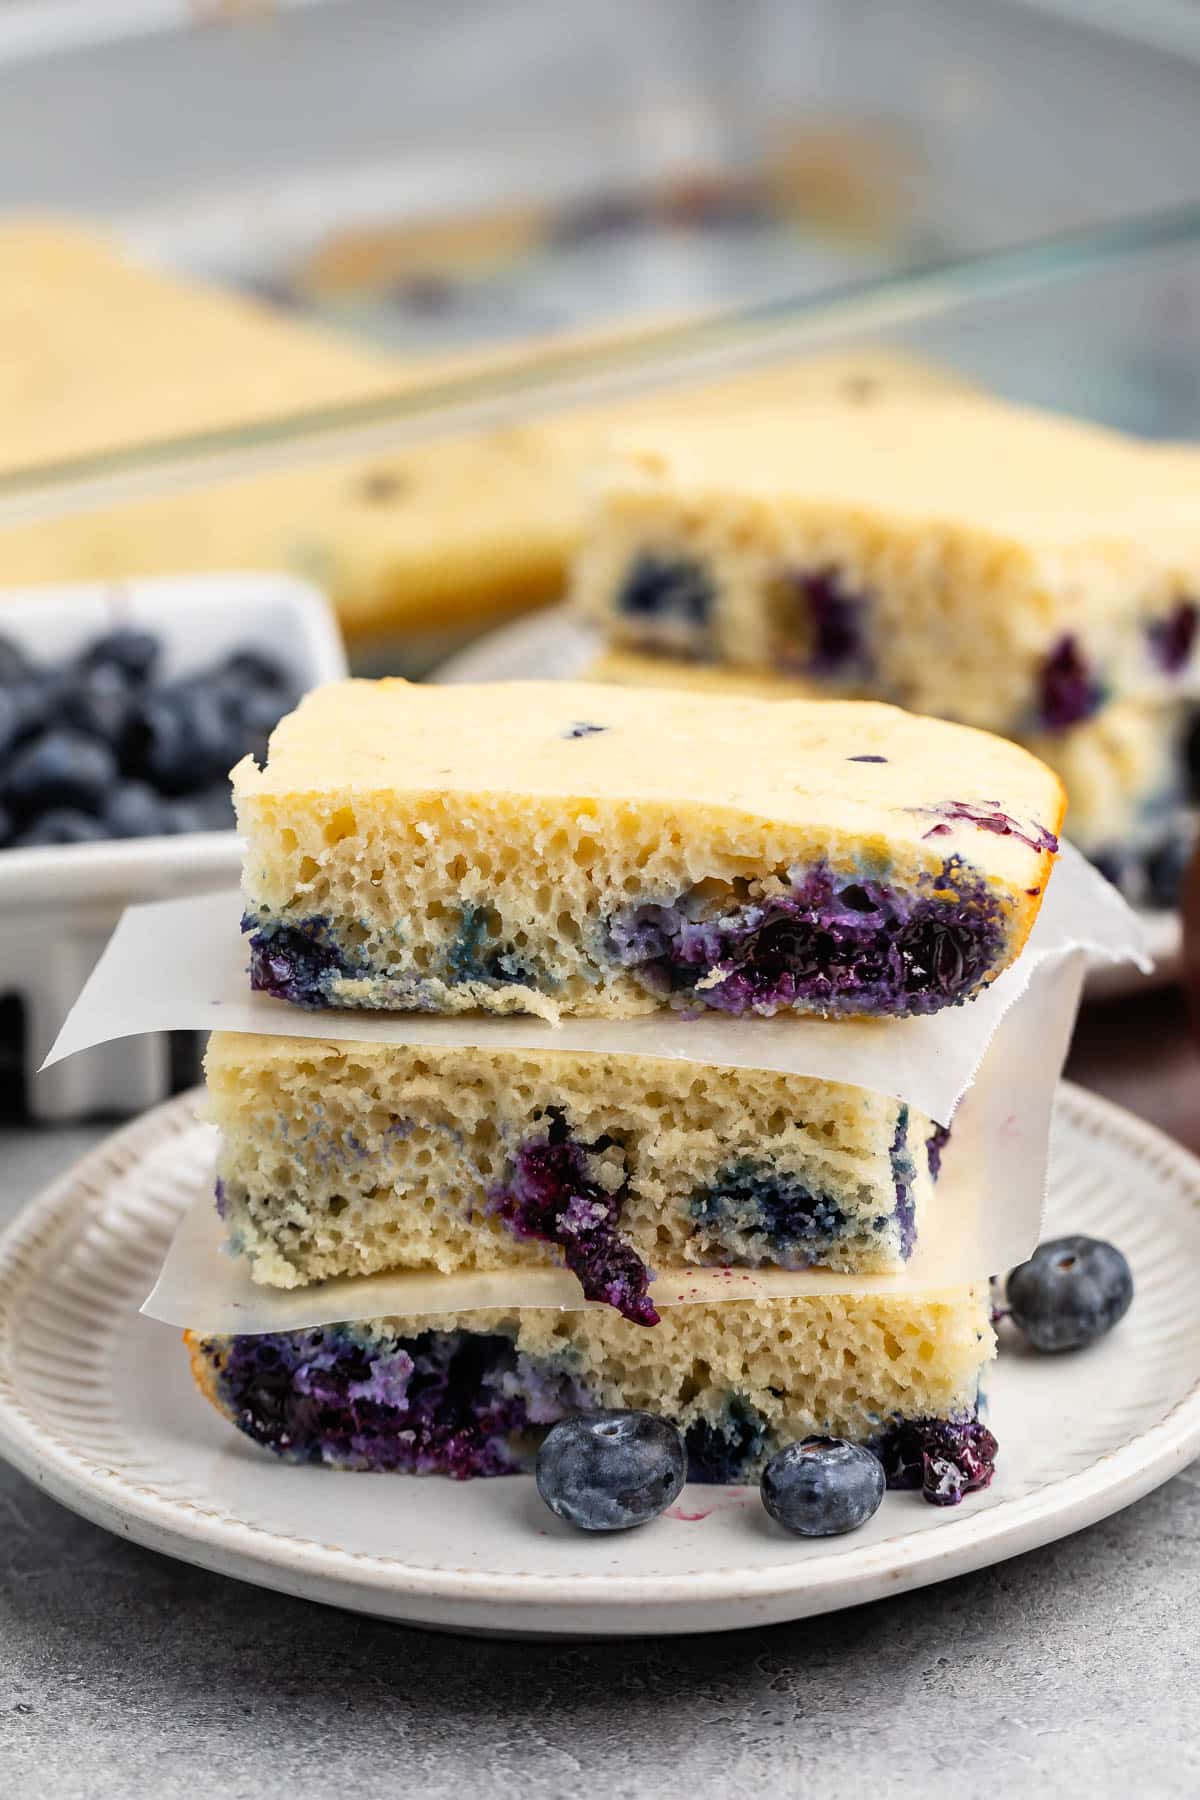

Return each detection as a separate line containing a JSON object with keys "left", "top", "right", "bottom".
{"left": 80, "top": 627, "right": 160, "bottom": 686}
{"left": 13, "top": 807, "right": 110, "bottom": 847}
{"left": 4, "top": 729, "right": 118, "bottom": 819}
{"left": 760, "top": 1436, "right": 885, "bottom": 1537}
{"left": 536, "top": 1410, "right": 686, "bottom": 1531}
{"left": 1006, "top": 1235, "right": 1133, "bottom": 1352}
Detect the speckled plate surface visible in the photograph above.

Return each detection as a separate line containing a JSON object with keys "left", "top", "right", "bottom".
{"left": 435, "top": 609, "right": 1183, "bottom": 998}
{"left": 0, "top": 1086, "right": 1197, "bottom": 1637}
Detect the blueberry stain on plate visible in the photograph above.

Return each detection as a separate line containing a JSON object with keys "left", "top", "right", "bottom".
{"left": 563, "top": 722, "right": 609, "bottom": 739}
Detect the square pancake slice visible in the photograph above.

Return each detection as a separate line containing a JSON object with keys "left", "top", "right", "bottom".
{"left": 233, "top": 678, "right": 1063, "bottom": 1021}
{"left": 186, "top": 1286, "right": 997, "bottom": 1496}
{"left": 572, "top": 397, "right": 1200, "bottom": 735}
{"left": 206, "top": 1032, "right": 946, "bottom": 1320}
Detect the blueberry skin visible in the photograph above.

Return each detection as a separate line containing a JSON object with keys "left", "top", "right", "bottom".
{"left": 1006, "top": 1235, "right": 1133, "bottom": 1352}
{"left": 80, "top": 627, "right": 160, "bottom": 685}
{"left": 105, "top": 780, "right": 171, "bottom": 838}
{"left": 0, "top": 677, "right": 57, "bottom": 754}
{"left": 761, "top": 1436, "right": 885, "bottom": 1537}
{"left": 61, "top": 664, "right": 137, "bottom": 752}
{"left": 13, "top": 807, "right": 110, "bottom": 847}
{"left": 220, "top": 647, "right": 294, "bottom": 695}
{"left": 0, "top": 633, "right": 33, "bottom": 684}
{"left": 536, "top": 1410, "right": 686, "bottom": 1532}
{"left": 4, "top": 729, "right": 118, "bottom": 819}
{"left": 133, "top": 685, "right": 239, "bottom": 794}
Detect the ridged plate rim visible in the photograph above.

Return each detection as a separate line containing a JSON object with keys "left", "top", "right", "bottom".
{"left": 0, "top": 1083, "right": 1196, "bottom": 1635}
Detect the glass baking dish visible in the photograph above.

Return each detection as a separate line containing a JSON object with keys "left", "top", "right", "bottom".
{"left": 2, "top": 0, "right": 1200, "bottom": 666}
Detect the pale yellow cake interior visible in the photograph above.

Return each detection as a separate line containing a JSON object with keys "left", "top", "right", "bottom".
{"left": 235, "top": 679, "right": 1062, "bottom": 1019}
{"left": 574, "top": 399, "right": 1200, "bottom": 731}
{"left": 190, "top": 1287, "right": 995, "bottom": 1459}
{"left": 205, "top": 1032, "right": 936, "bottom": 1288}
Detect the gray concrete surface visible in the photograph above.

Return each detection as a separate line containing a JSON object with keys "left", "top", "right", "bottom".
{"left": 0, "top": 1122, "right": 1197, "bottom": 1798}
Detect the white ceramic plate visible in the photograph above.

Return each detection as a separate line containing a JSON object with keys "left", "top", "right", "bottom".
{"left": 435, "top": 609, "right": 1184, "bottom": 998}
{"left": 0, "top": 1084, "right": 1197, "bottom": 1638}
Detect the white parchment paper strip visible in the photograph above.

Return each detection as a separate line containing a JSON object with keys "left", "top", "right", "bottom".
{"left": 142, "top": 950, "right": 1085, "bottom": 1332}
{"left": 47, "top": 843, "right": 1145, "bottom": 1128}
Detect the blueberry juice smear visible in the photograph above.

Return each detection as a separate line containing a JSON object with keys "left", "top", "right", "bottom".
{"left": 605, "top": 857, "right": 1008, "bottom": 1018}
{"left": 490, "top": 1109, "right": 657, "bottom": 1325}
{"left": 203, "top": 1325, "right": 584, "bottom": 1477}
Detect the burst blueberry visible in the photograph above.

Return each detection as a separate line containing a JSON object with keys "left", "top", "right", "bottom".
{"left": 536, "top": 1410, "right": 686, "bottom": 1531}
{"left": 616, "top": 553, "right": 713, "bottom": 631}
{"left": 761, "top": 1436, "right": 885, "bottom": 1536}
{"left": 1006, "top": 1234, "right": 1133, "bottom": 1352}
{"left": 492, "top": 1111, "right": 657, "bottom": 1326}
{"left": 1038, "top": 635, "right": 1102, "bottom": 731}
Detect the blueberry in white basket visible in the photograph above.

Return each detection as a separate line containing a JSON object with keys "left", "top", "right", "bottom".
{"left": 0, "top": 625, "right": 300, "bottom": 848}
{"left": 5, "top": 728, "right": 118, "bottom": 819}
{"left": 536, "top": 1410, "right": 686, "bottom": 1531}
{"left": 760, "top": 1436, "right": 885, "bottom": 1537}
{"left": 0, "top": 632, "right": 33, "bottom": 684}
{"left": 1005, "top": 1234, "right": 1133, "bottom": 1352}
{"left": 79, "top": 626, "right": 159, "bottom": 686}
{"left": 13, "top": 806, "right": 110, "bottom": 846}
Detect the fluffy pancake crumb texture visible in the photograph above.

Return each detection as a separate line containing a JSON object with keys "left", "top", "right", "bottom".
{"left": 206, "top": 1033, "right": 936, "bottom": 1294}
{"left": 234, "top": 679, "right": 1062, "bottom": 1020}
{"left": 186, "top": 1287, "right": 994, "bottom": 1478}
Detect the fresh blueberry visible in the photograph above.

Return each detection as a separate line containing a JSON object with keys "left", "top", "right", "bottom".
{"left": 0, "top": 676, "right": 57, "bottom": 752}
{"left": 220, "top": 647, "right": 294, "bottom": 695}
{"left": 80, "top": 627, "right": 159, "bottom": 685}
{"left": 60, "top": 664, "right": 137, "bottom": 751}
{"left": 105, "top": 780, "right": 170, "bottom": 838}
{"left": 535, "top": 1410, "right": 686, "bottom": 1531}
{"left": 4, "top": 729, "right": 117, "bottom": 819}
{"left": 760, "top": 1436, "right": 886, "bottom": 1537}
{"left": 133, "top": 684, "right": 238, "bottom": 794}
{"left": 1006, "top": 1234, "right": 1133, "bottom": 1352}
{"left": 159, "top": 798, "right": 211, "bottom": 834}
{"left": 188, "top": 786, "right": 237, "bottom": 830}
{"left": 221, "top": 682, "right": 290, "bottom": 763}
{"left": 0, "top": 634, "right": 33, "bottom": 684}
{"left": 12, "top": 807, "right": 110, "bottom": 847}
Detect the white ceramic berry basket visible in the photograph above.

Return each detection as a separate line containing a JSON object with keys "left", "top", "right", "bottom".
{"left": 0, "top": 573, "right": 347, "bottom": 1121}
